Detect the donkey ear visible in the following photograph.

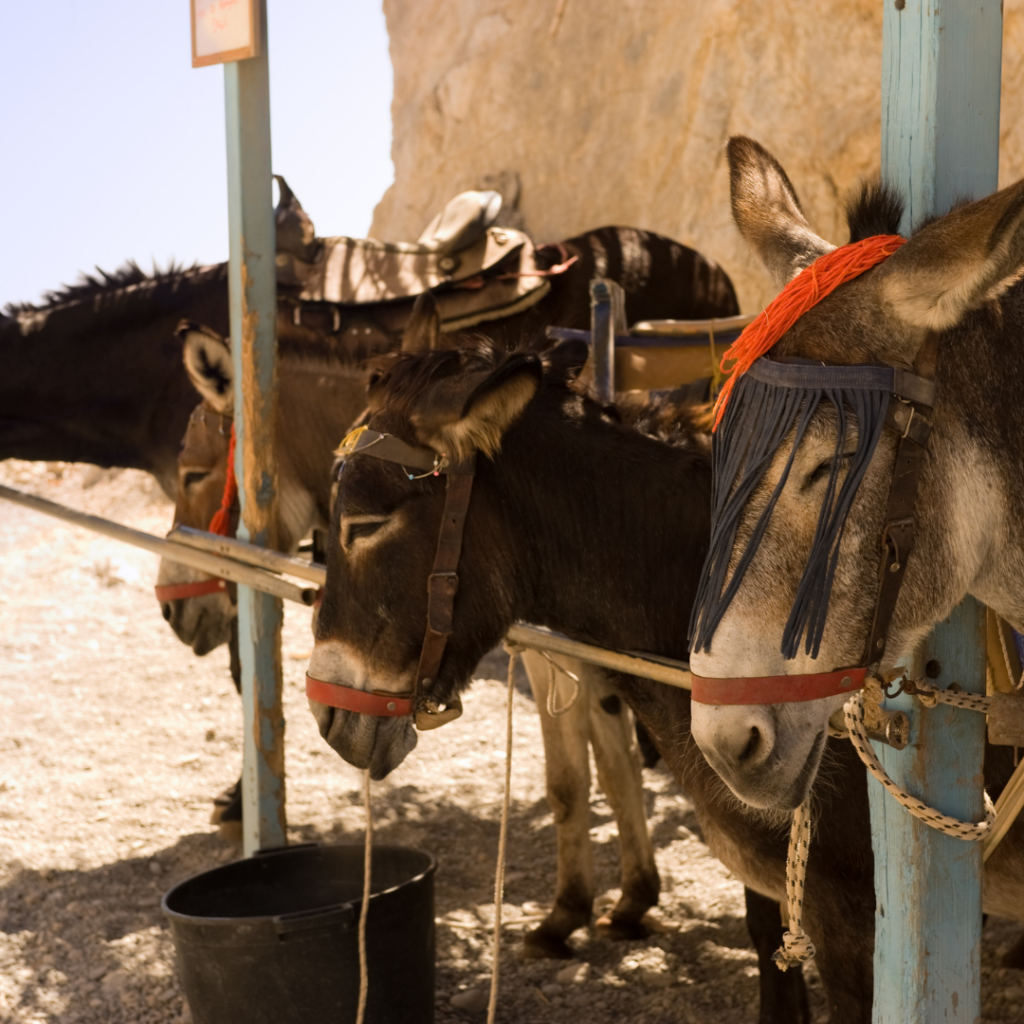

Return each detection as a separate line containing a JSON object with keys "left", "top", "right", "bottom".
{"left": 402, "top": 292, "right": 443, "bottom": 352}
{"left": 178, "top": 321, "right": 233, "bottom": 412}
{"left": 727, "top": 136, "right": 835, "bottom": 287}
{"left": 876, "top": 179, "right": 1024, "bottom": 331}
{"left": 542, "top": 337, "right": 590, "bottom": 382}
{"left": 412, "top": 353, "right": 542, "bottom": 461}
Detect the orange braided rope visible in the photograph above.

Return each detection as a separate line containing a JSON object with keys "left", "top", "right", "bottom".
{"left": 712, "top": 235, "right": 906, "bottom": 430}
{"left": 208, "top": 425, "right": 238, "bottom": 536}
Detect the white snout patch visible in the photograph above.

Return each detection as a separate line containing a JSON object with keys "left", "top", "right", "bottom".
{"left": 306, "top": 639, "right": 415, "bottom": 695}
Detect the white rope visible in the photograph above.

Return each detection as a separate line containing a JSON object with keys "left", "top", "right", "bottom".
{"left": 488, "top": 642, "right": 521, "bottom": 1024}
{"left": 843, "top": 684, "right": 994, "bottom": 841}
{"left": 536, "top": 649, "right": 581, "bottom": 717}
{"left": 772, "top": 797, "right": 816, "bottom": 971}
{"left": 356, "top": 769, "right": 372, "bottom": 1024}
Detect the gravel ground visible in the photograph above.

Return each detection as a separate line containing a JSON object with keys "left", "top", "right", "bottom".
{"left": 0, "top": 461, "right": 1022, "bottom": 1024}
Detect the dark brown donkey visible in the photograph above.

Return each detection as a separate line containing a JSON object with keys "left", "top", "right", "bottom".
{"left": 307, "top": 338, "right": 1024, "bottom": 1023}
{"left": 309, "top": 338, "right": 824, "bottom": 1022}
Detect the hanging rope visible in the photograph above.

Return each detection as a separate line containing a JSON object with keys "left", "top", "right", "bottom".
{"left": 356, "top": 769, "right": 373, "bottom": 1024}
{"left": 531, "top": 649, "right": 581, "bottom": 717}
{"left": 487, "top": 642, "right": 522, "bottom": 1024}
{"left": 773, "top": 797, "right": 816, "bottom": 970}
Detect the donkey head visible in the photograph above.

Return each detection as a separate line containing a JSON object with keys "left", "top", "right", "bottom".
{"left": 689, "top": 137, "right": 1024, "bottom": 809}
{"left": 308, "top": 336, "right": 546, "bottom": 778}
{"left": 155, "top": 323, "right": 236, "bottom": 654}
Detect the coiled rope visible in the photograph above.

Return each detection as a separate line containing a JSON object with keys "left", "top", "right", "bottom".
{"left": 775, "top": 676, "right": 1004, "bottom": 968}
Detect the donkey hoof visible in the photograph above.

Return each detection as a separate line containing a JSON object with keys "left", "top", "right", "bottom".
{"left": 210, "top": 779, "right": 242, "bottom": 826}
{"left": 595, "top": 913, "right": 649, "bottom": 941}
{"left": 522, "top": 927, "right": 575, "bottom": 960}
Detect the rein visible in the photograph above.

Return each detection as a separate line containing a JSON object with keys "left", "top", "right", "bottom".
{"left": 690, "top": 235, "right": 939, "bottom": 705}
{"left": 305, "top": 425, "right": 475, "bottom": 731}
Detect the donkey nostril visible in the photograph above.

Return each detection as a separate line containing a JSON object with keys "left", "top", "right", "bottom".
{"left": 161, "top": 603, "right": 173, "bottom": 622}
{"left": 738, "top": 725, "right": 761, "bottom": 764}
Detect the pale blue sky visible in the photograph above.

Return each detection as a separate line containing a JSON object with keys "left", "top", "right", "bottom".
{"left": 0, "top": 2, "right": 393, "bottom": 309}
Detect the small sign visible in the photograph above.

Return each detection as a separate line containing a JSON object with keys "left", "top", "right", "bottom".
{"left": 191, "top": 0, "right": 259, "bottom": 68}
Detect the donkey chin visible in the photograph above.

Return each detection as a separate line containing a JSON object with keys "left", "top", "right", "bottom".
{"left": 306, "top": 641, "right": 418, "bottom": 780}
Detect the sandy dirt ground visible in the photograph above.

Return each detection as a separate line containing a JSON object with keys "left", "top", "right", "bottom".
{"left": 1, "top": 461, "right": 1022, "bottom": 1024}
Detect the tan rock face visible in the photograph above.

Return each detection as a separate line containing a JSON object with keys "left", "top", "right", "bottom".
{"left": 374, "top": 0, "right": 1023, "bottom": 313}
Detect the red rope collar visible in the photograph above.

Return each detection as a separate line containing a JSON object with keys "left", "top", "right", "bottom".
{"left": 712, "top": 235, "right": 906, "bottom": 430}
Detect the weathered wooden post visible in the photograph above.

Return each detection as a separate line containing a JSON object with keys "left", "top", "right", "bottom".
{"left": 872, "top": 2, "right": 1002, "bottom": 1019}
{"left": 192, "top": 0, "right": 286, "bottom": 856}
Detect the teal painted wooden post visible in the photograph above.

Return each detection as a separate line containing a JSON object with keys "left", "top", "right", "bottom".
{"left": 873, "top": 2, "right": 1001, "bottom": 1019}
{"left": 223, "top": 0, "right": 287, "bottom": 856}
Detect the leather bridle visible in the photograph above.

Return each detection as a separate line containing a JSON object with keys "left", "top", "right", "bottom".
{"left": 155, "top": 405, "right": 237, "bottom": 605}
{"left": 305, "top": 426, "right": 476, "bottom": 731}
{"left": 691, "top": 333, "right": 938, "bottom": 705}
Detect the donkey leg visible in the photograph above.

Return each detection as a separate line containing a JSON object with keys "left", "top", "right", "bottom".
{"left": 744, "top": 887, "right": 810, "bottom": 1024}
{"left": 211, "top": 619, "right": 243, "bottom": 835}
{"left": 585, "top": 668, "right": 659, "bottom": 940}
{"left": 521, "top": 649, "right": 596, "bottom": 959}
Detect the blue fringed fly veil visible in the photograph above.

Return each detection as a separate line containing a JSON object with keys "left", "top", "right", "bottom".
{"left": 689, "top": 358, "right": 896, "bottom": 661}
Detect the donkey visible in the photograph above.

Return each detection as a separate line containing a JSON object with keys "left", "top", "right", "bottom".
{"left": 1, "top": 216, "right": 737, "bottom": 499}
{"left": 305, "top": 336, "right": 1024, "bottom": 1022}
{"left": 685, "top": 137, "right": 1024, "bottom": 811}
{"left": 1, "top": 261, "right": 229, "bottom": 497}
{"left": 160, "top": 314, "right": 665, "bottom": 958}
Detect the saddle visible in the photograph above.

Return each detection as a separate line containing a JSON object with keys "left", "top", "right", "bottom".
{"left": 275, "top": 187, "right": 555, "bottom": 330}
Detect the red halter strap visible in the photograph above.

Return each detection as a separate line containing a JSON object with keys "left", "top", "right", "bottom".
{"left": 305, "top": 674, "right": 415, "bottom": 716}
{"left": 155, "top": 419, "right": 237, "bottom": 603}
{"left": 691, "top": 667, "right": 867, "bottom": 705}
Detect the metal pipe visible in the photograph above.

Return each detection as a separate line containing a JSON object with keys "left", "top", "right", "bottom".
{"left": 0, "top": 485, "right": 691, "bottom": 688}
{"left": 169, "top": 525, "right": 326, "bottom": 585}
{"left": 506, "top": 623, "right": 691, "bottom": 690}
{"left": 0, "top": 484, "right": 316, "bottom": 606}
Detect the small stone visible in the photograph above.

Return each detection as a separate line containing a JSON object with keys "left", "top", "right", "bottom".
{"left": 102, "top": 969, "right": 130, "bottom": 995}
{"left": 88, "top": 965, "right": 109, "bottom": 981}
{"left": 449, "top": 987, "right": 489, "bottom": 1013}
{"left": 556, "top": 961, "right": 590, "bottom": 985}
{"left": 541, "top": 982, "right": 562, "bottom": 997}
{"left": 149, "top": 861, "right": 163, "bottom": 876}
{"left": 205, "top": 728, "right": 216, "bottom": 742}
{"left": 641, "top": 969, "right": 674, "bottom": 988}
{"left": 1003, "top": 986, "right": 1023, "bottom": 1002}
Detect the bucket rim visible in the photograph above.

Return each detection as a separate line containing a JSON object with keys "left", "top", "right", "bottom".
{"left": 160, "top": 843, "right": 437, "bottom": 928}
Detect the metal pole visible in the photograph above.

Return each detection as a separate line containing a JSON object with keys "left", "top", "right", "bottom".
{"left": 224, "top": 0, "right": 286, "bottom": 856}
{"left": 589, "top": 279, "right": 620, "bottom": 402}
{"left": 873, "top": 3, "right": 1001, "bottom": 1019}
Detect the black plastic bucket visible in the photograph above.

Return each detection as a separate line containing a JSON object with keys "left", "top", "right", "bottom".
{"left": 162, "top": 844, "right": 435, "bottom": 1024}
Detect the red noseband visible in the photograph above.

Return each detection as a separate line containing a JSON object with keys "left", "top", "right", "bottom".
{"left": 305, "top": 674, "right": 415, "bottom": 717}
{"left": 690, "top": 667, "right": 867, "bottom": 705}
{"left": 154, "top": 578, "right": 228, "bottom": 602}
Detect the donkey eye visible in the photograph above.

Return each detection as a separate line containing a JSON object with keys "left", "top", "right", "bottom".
{"left": 804, "top": 453, "right": 854, "bottom": 490}
{"left": 183, "top": 470, "right": 210, "bottom": 489}
{"left": 342, "top": 516, "right": 389, "bottom": 550}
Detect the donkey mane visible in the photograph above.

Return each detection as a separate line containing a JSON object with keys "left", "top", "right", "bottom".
{"left": 3, "top": 258, "right": 217, "bottom": 316}
{"left": 845, "top": 181, "right": 905, "bottom": 243}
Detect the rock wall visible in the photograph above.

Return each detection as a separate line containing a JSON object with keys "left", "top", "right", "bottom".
{"left": 373, "top": 0, "right": 1024, "bottom": 312}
